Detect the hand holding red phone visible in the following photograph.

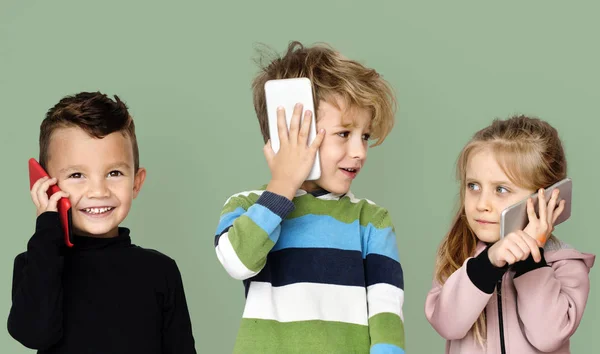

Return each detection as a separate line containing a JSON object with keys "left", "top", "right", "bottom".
{"left": 30, "top": 176, "right": 69, "bottom": 217}
{"left": 28, "top": 158, "right": 74, "bottom": 247}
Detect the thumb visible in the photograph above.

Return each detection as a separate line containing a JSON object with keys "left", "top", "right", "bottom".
{"left": 263, "top": 140, "right": 275, "bottom": 162}
{"left": 309, "top": 128, "right": 326, "bottom": 152}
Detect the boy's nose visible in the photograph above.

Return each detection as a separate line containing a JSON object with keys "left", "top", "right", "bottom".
{"left": 86, "top": 180, "right": 111, "bottom": 198}
{"left": 348, "top": 140, "right": 367, "bottom": 160}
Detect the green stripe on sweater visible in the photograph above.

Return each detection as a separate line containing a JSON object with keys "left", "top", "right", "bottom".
{"left": 221, "top": 189, "right": 393, "bottom": 229}
{"left": 368, "top": 312, "right": 405, "bottom": 349}
{"left": 228, "top": 215, "right": 274, "bottom": 272}
{"left": 234, "top": 319, "right": 371, "bottom": 354}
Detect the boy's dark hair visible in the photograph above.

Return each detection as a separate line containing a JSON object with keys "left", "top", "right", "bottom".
{"left": 39, "top": 91, "right": 139, "bottom": 171}
{"left": 252, "top": 41, "right": 396, "bottom": 147}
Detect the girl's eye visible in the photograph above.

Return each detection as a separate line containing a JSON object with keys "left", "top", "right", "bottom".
{"left": 337, "top": 131, "right": 349, "bottom": 138}
{"left": 108, "top": 170, "right": 123, "bottom": 177}
{"left": 68, "top": 173, "right": 82, "bottom": 179}
{"left": 362, "top": 133, "right": 371, "bottom": 141}
{"left": 496, "top": 186, "right": 509, "bottom": 194}
{"left": 467, "top": 183, "right": 480, "bottom": 191}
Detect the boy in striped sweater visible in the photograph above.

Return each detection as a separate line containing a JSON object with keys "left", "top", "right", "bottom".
{"left": 214, "top": 41, "right": 405, "bottom": 353}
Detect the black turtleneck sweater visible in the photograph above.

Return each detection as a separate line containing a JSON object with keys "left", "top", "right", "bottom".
{"left": 7, "top": 212, "right": 197, "bottom": 354}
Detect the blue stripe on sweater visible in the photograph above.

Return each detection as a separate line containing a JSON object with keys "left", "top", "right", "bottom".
{"left": 216, "top": 205, "right": 282, "bottom": 243}
{"left": 371, "top": 343, "right": 405, "bottom": 354}
{"left": 216, "top": 207, "right": 245, "bottom": 235}
{"left": 246, "top": 204, "right": 283, "bottom": 242}
{"left": 363, "top": 223, "right": 400, "bottom": 262}
{"left": 272, "top": 214, "right": 399, "bottom": 262}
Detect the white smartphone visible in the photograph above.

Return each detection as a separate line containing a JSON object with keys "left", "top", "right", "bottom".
{"left": 264, "top": 77, "right": 321, "bottom": 180}
{"left": 500, "top": 177, "right": 572, "bottom": 239}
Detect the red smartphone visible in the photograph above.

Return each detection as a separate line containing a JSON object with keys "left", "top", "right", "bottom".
{"left": 28, "top": 158, "right": 74, "bottom": 247}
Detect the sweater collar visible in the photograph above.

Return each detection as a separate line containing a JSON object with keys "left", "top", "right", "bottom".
{"left": 297, "top": 187, "right": 347, "bottom": 200}
{"left": 71, "top": 227, "right": 132, "bottom": 251}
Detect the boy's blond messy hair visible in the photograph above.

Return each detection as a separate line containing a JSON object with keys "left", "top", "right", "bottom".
{"left": 251, "top": 41, "right": 396, "bottom": 147}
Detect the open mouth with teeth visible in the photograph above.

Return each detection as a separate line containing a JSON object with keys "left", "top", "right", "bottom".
{"left": 81, "top": 207, "right": 115, "bottom": 215}
{"left": 340, "top": 167, "right": 359, "bottom": 179}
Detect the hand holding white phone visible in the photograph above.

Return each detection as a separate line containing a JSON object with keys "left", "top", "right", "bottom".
{"left": 264, "top": 78, "right": 322, "bottom": 181}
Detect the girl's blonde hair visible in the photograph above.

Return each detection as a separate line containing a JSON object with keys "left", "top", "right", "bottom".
{"left": 435, "top": 114, "right": 567, "bottom": 346}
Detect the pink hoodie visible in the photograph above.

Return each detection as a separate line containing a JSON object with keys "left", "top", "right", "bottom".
{"left": 425, "top": 238, "right": 595, "bottom": 354}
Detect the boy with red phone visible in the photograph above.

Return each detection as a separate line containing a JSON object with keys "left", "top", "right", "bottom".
{"left": 8, "top": 92, "right": 197, "bottom": 354}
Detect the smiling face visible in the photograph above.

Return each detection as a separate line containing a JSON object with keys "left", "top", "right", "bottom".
{"left": 45, "top": 126, "right": 146, "bottom": 238}
{"left": 464, "top": 147, "right": 535, "bottom": 243}
{"left": 301, "top": 97, "right": 372, "bottom": 195}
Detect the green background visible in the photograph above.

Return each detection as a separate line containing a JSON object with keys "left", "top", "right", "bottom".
{"left": 1, "top": 1, "right": 598, "bottom": 352}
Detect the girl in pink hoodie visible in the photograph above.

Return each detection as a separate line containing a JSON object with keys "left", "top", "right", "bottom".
{"left": 425, "top": 115, "right": 595, "bottom": 354}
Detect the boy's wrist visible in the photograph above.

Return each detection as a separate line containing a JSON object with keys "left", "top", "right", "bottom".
{"left": 266, "top": 180, "right": 298, "bottom": 201}
{"left": 30, "top": 211, "right": 65, "bottom": 253}
{"left": 35, "top": 211, "right": 61, "bottom": 233}
{"left": 256, "top": 191, "right": 296, "bottom": 219}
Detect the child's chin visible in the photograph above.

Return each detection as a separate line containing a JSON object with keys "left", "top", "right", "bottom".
{"left": 475, "top": 231, "right": 500, "bottom": 244}
{"left": 74, "top": 224, "right": 118, "bottom": 237}
{"left": 324, "top": 184, "right": 351, "bottom": 195}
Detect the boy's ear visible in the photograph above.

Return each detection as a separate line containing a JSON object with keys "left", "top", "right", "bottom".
{"left": 132, "top": 167, "right": 147, "bottom": 199}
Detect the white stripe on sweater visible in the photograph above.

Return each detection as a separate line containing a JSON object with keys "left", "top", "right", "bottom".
{"left": 243, "top": 281, "right": 369, "bottom": 325}
{"left": 367, "top": 283, "right": 405, "bottom": 321}
{"left": 215, "top": 233, "right": 258, "bottom": 280}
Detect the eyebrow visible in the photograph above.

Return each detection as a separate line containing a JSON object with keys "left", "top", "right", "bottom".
{"left": 107, "top": 162, "right": 131, "bottom": 170}
{"left": 333, "top": 122, "right": 355, "bottom": 129}
{"left": 334, "top": 121, "right": 372, "bottom": 131}
{"left": 59, "top": 165, "right": 86, "bottom": 174}
{"left": 466, "top": 177, "right": 513, "bottom": 186}
{"left": 58, "top": 162, "right": 131, "bottom": 174}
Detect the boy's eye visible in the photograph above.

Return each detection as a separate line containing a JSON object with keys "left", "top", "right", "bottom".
{"left": 68, "top": 173, "right": 82, "bottom": 179}
{"left": 337, "top": 131, "right": 350, "bottom": 138}
{"left": 108, "top": 170, "right": 123, "bottom": 177}
{"left": 362, "top": 133, "right": 371, "bottom": 141}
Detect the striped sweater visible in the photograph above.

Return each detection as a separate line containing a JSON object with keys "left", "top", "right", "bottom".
{"left": 214, "top": 187, "right": 405, "bottom": 354}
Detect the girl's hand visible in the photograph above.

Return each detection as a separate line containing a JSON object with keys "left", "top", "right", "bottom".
{"left": 523, "top": 188, "right": 565, "bottom": 246}
{"left": 488, "top": 230, "right": 541, "bottom": 268}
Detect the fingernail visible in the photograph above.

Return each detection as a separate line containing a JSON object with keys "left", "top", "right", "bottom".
{"left": 319, "top": 128, "right": 325, "bottom": 133}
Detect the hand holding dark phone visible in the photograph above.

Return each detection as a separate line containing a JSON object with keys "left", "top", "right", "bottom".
{"left": 28, "top": 158, "right": 74, "bottom": 247}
